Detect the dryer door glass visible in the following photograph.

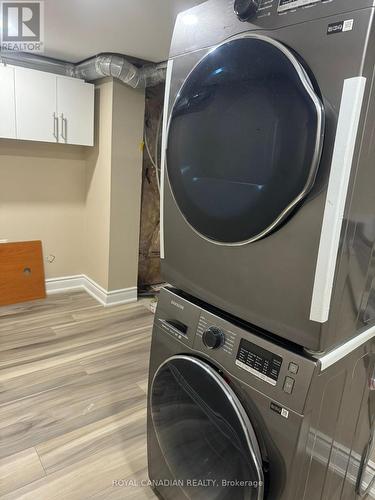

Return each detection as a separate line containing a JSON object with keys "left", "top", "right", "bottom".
{"left": 167, "top": 35, "right": 324, "bottom": 244}
{"left": 151, "top": 356, "right": 264, "bottom": 500}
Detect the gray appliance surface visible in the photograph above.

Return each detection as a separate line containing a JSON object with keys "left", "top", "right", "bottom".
{"left": 161, "top": 0, "right": 375, "bottom": 352}
{"left": 147, "top": 288, "right": 375, "bottom": 500}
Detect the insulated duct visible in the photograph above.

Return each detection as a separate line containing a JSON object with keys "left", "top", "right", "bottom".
{"left": 0, "top": 52, "right": 166, "bottom": 88}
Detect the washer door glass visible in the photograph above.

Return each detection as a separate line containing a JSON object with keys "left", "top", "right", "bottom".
{"left": 151, "top": 356, "right": 264, "bottom": 500}
{"left": 167, "top": 35, "right": 324, "bottom": 244}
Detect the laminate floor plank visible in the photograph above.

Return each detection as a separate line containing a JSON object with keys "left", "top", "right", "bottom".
{"left": 0, "top": 325, "right": 151, "bottom": 383}
{"left": 78, "top": 333, "right": 151, "bottom": 374}
{"left": 0, "top": 448, "right": 46, "bottom": 496}
{"left": 2, "top": 434, "right": 149, "bottom": 500}
{"left": 0, "top": 361, "right": 88, "bottom": 406}
{"left": 0, "top": 327, "right": 57, "bottom": 352}
{"left": 52, "top": 305, "right": 152, "bottom": 337}
{"left": 36, "top": 405, "right": 147, "bottom": 473}
{"left": 0, "top": 290, "right": 99, "bottom": 323}
{"left": 0, "top": 367, "right": 147, "bottom": 458}
{"left": 0, "top": 291, "right": 155, "bottom": 499}
{"left": 0, "top": 312, "right": 76, "bottom": 338}
{"left": 0, "top": 315, "right": 152, "bottom": 370}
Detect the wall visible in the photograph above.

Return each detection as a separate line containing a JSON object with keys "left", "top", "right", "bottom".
{"left": 0, "top": 140, "right": 86, "bottom": 279}
{"left": 84, "top": 79, "right": 113, "bottom": 290}
{"left": 108, "top": 80, "right": 145, "bottom": 292}
{"left": 84, "top": 78, "right": 145, "bottom": 293}
{"left": 0, "top": 77, "right": 146, "bottom": 296}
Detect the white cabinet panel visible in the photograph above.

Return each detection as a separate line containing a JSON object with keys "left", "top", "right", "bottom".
{"left": 15, "top": 67, "right": 57, "bottom": 143}
{"left": 57, "top": 77, "right": 95, "bottom": 146}
{"left": 0, "top": 65, "right": 16, "bottom": 139}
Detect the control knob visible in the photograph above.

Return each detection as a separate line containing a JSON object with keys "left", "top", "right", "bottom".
{"left": 202, "top": 326, "right": 225, "bottom": 350}
{"left": 234, "top": 0, "right": 259, "bottom": 22}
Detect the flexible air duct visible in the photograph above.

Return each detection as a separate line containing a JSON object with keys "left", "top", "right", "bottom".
{"left": 0, "top": 52, "right": 166, "bottom": 88}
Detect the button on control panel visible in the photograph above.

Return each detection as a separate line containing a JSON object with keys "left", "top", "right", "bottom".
{"left": 288, "top": 362, "right": 299, "bottom": 374}
{"left": 283, "top": 376, "right": 295, "bottom": 394}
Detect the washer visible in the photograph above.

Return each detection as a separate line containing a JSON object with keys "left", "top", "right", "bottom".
{"left": 147, "top": 288, "right": 375, "bottom": 500}
{"left": 160, "top": 0, "right": 375, "bottom": 352}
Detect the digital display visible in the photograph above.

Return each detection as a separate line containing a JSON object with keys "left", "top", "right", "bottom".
{"left": 278, "top": 0, "right": 321, "bottom": 13}
{"left": 236, "top": 339, "right": 282, "bottom": 386}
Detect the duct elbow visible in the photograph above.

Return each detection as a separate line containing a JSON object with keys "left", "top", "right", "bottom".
{"left": 74, "top": 54, "right": 166, "bottom": 89}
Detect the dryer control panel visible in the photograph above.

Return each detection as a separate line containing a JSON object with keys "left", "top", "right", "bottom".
{"left": 155, "top": 287, "right": 317, "bottom": 414}
{"left": 170, "top": 0, "right": 372, "bottom": 59}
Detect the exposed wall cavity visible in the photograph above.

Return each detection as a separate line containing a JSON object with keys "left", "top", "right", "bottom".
{"left": 138, "top": 84, "right": 165, "bottom": 289}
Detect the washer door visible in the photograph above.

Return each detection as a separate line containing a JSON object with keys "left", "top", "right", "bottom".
{"left": 151, "top": 355, "right": 264, "bottom": 500}
{"left": 167, "top": 34, "right": 324, "bottom": 244}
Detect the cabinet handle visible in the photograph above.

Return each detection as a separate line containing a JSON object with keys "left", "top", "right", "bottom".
{"left": 60, "top": 113, "right": 67, "bottom": 143}
{"left": 64, "top": 117, "right": 68, "bottom": 143}
{"left": 53, "top": 113, "right": 59, "bottom": 141}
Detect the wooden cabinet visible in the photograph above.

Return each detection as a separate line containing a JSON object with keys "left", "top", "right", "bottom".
{"left": 1, "top": 64, "right": 95, "bottom": 146}
{"left": 0, "top": 65, "right": 16, "bottom": 139}
{"left": 57, "top": 76, "right": 95, "bottom": 146}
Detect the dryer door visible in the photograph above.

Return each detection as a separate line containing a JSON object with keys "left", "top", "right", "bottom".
{"left": 150, "top": 355, "right": 264, "bottom": 500}
{"left": 167, "top": 34, "right": 324, "bottom": 244}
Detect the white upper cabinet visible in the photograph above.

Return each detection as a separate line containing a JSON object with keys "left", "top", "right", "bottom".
{"left": 2, "top": 65, "right": 95, "bottom": 146}
{"left": 57, "top": 76, "right": 95, "bottom": 146}
{"left": 0, "top": 65, "right": 16, "bottom": 139}
{"left": 15, "top": 67, "right": 58, "bottom": 143}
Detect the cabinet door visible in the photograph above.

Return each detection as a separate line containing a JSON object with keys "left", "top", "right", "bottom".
{"left": 57, "top": 77, "right": 94, "bottom": 146}
{"left": 0, "top": 65, "right": 16, "bottom": 139}
{"left": 15, "top": 67, "right": 57, "bottom": 143}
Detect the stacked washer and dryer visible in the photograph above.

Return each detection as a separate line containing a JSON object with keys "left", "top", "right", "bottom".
{"left": 147, "top": 1, "right": 375, "bottom": 499}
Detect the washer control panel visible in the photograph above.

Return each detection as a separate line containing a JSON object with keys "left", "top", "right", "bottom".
{"left": 193, "top": 307, "right": 315, "bottom": 413}
{"left": 155, "top": 288, "right": 317, "bottom": 414}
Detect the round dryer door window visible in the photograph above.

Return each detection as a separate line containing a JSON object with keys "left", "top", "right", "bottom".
{"left": 151, "top": 355, "right": 264, "bottom": 500}
{"left": 167, "top": 34, "right": 325, "bottom": 244}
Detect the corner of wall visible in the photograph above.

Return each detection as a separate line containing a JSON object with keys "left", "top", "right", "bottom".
{"left": 107, "top": 80, "right": 146, "bottom": 292}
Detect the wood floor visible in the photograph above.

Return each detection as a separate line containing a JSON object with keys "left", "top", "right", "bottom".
{"left": 0, "top": 290, "right": 156, "bottom": 499}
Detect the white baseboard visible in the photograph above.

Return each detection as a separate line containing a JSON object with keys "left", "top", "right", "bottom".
{"left": 45, "top": 275, "right": 137, "bottom": 307}
{"left": 45, "top": 275, "right": 85, "bottom": 294}
{"left": 82, "top": 275, "right": 138, "bottom": 307}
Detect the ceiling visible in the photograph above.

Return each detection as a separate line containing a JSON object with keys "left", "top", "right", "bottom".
{"left": 44, "top": 0, "right": 205, "bottom": 64}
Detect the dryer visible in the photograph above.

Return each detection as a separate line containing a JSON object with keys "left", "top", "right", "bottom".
{"left": 147, "top": 288, "right": 375, "bottom": 500}
{"left": 160, "top": 0, "right": 375, "bottom": 352}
